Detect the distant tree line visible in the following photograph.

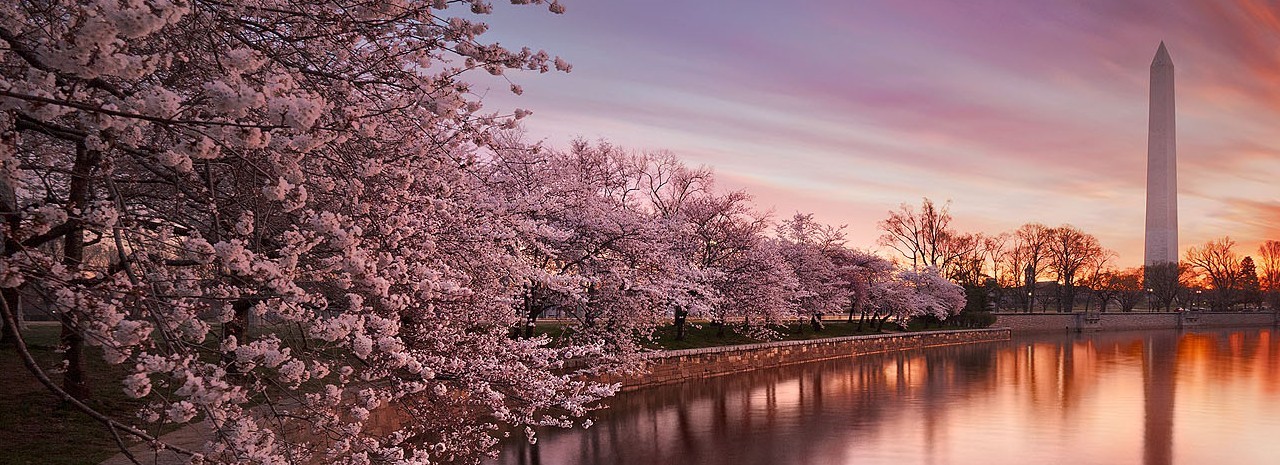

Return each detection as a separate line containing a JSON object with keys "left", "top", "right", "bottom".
{"left": 879, "top": 198, "right": 1280, "bottom": 314}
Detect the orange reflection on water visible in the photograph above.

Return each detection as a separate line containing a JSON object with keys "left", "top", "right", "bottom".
{"left": 496, "top": 328, "right": 1280, "bottom": 465}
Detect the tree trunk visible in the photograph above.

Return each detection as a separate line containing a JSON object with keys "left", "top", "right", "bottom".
{"left": 223, "top": 298, "right": 254, "bottom": 373}
{"left": 1059, "top": 284, "right": 1073, "bottom": 313}
{"left": 58, "top": 317, "right": 88, "bottom": 400}
{"left": 60, "top": 142, "right": 98, "bottom": 401}
{"left": 0, "top": 130, "right": 17, "bottom": 345}
{"left": 523, "top": 295, "right": 537, "bottom": 339}
{"left": 0, "top": 289, "right": 17, "bottom": 344}
{"left": 673, "top": 306, "right": 688, "bottom": 341}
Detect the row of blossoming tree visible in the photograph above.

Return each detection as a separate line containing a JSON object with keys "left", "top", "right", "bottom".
{"left": 486, "top": 137, "right": 966, "bottom": 341}
{"left": 0, "top": 1, "right": 963, "bottom": 464}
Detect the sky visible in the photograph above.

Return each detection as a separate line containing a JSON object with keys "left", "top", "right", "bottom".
{"left": 475, "top": 0, "right": 1280, "bottom": 267}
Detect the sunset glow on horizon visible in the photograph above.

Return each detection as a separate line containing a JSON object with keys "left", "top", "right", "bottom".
{"left": 482, "top": 0, "right": 1280, "bottom": 267}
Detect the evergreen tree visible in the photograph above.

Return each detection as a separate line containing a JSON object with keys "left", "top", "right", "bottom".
{"left": 1239, "top": 256, "right": 1262, "bottom": 309}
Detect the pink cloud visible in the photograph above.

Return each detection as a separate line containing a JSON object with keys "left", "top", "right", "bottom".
{"left": 480, "top": 0, "right": 1280, "bottom": 266}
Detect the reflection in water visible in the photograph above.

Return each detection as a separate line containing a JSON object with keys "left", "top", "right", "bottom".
{"left": 496, "top": 329, "right": 1280, "bottom": 465}
{"left": 1144, "top": 332, "right": 1176, "bottom": 465}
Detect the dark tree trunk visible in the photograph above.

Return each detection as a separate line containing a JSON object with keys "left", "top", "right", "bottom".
{"left": 58, "top": 318, "right": 88, "bottom": 399}
{"left": 673, "top": 306, "right": 688, "bottom": 341}
{"left": 59, "top": 142, "right": 99, "bottom": 401}
{"left": 1061, "top": 283, "right": 1075, "bottom": 313}
{"left": 223, "top": 298, "right": 254, "bottom": 373}
{"left": 0, "top": 289, "right": 16, "bottom": 344}
{"left": 524, "top": 311, "right": 537, "bottom": 338}
{"left": 524, "top": 303, "right": 537, "bottom": 339}
{"left": 520, "top": 287, "right": 538, "bottom": 338}
{"left": 0, "top": 131, "right": 18, "bottom": 344}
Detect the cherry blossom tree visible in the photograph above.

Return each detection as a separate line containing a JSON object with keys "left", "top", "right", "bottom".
{"left": 0, "top": 1, "right": 624, "bottom": 464}
{"left": 634, "top": 151, "right": 715, "bottom": 340}
{"left": 899, "top": 267, "right": 966, "bottom": 321}
{"left": 828, "top": 247, "right": 896, "bottom": 324}
{"left": 481, "top": 137, "right": 688, "bottom": 370}
{"left": 0, "top": 2, "right": 998, "bottom": 463}
{"left": 669, "top": 186, "right": 794, "bottom": 337}
{"left": 776, "top": 213, "right": 848, "bottom": 331}
{"left": 638, "top": 151, "right": 713, "bottom": 221}
{"left": 863, "top": 270, "right": 914, "bottom": 331}
{"left": 710, "top": 239, "right": 798, "bottom": 337}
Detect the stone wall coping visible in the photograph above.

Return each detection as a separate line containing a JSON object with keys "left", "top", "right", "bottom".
{"left": 993, "top": 311, "right": 1277, "bottom": 316}
{"left": 644, "top": 328, "right": 1010, "bottom": 360}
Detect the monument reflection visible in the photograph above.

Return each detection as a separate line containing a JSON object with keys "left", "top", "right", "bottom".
{"left": 496, "top": 328, "right": 1280, "bottom": 465}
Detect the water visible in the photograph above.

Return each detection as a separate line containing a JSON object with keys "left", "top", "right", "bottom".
{"left": 494, "top": 328, "right": 1280, "bottom": 465}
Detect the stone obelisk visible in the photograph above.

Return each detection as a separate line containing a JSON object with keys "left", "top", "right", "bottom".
{"left": 1144, "top": 42, "right": 1178, "bottom": 266}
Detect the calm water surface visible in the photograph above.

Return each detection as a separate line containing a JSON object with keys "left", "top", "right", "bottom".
{"left": 494, "top": 328, "right": 1280, "bottom": 465}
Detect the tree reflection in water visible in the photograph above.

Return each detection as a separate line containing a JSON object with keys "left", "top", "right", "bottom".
{"left": 498, "top": 329, "right": 1280, "bottom": 465}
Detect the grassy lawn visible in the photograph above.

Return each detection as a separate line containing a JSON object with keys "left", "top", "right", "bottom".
{"left": 530, "top": 318, "right": 940, "bottom": 351}
{"left": 0, "top": 324, "right": 158, "bottom": 465}
{"left": 648, "top": 319, "right": 918, "bottom": 350}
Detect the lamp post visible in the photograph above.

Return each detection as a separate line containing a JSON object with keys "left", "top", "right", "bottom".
{"left": 1024, "top": 264, "right": 1035, "bottom": 314}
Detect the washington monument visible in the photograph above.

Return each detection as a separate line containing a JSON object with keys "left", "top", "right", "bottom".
{"left": 1144, "top": 42, "right": 1178, "bottom": 266}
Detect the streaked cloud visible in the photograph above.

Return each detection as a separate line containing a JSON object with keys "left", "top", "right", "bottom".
{"left": 479, "top": 0, "right": 1280, "bottom": 265}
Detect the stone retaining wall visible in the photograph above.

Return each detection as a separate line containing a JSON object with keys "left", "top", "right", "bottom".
{"left": 609, "top": 328, "right": 1010, "bottom": 391}
{"left": 993, "top": 311, "right": 1279, "bottom": 333}
{"left": 1195, "top": 312, "right": 1277, "bottom": 327}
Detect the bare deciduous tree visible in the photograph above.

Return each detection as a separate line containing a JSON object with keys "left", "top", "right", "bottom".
{"left": 878, "top": 198, "right": 960, "bottom": 270}
{"left": 1010, "top": 223, "right": 1052, "bottom": 312}
{"left": 1107, "top": 268, "right": 1147, "bottom": 312}
{"left": 1047, "top": 225, "right": 1104, "bottom": 312}
{"left": 1185, "top": 237, "right": 1242, "bottom": 311}
{"left": 1258, "top": 240, "right": 1280, "bottom": 310}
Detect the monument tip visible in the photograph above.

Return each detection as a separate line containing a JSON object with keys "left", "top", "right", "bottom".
{"left": 1152, "top": 41, "right": 1173, "bottom": 67}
